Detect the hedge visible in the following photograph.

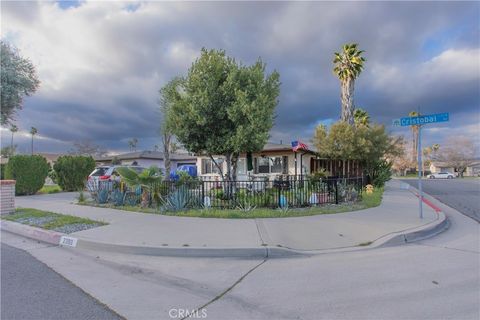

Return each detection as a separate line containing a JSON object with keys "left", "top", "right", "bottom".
{"left": 53, "top": 155, "right": 96, "bottom": 191}
{"left": 5, "top": 155, "right": 49, "bottom": 195}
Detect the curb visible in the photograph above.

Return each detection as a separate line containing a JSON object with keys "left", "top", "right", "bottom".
{"left": 0, "top": 220, "right": 64, "bottom": 245}
{"left": 1, "top": 213, "right": 449, "bottom": 259}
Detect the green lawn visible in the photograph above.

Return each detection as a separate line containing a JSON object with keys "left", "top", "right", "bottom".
{"left": 2, "top": 208, "right": 106, "bottom": 230}
{"left": 84, "top": 187, "right": 384, "bottom": 219}
{"left": 37, "top": 184, "right": 62, "bottom": 194}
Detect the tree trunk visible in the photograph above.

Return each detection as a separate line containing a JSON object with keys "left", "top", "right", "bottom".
{"left": 162, "top": 133, "right": 172, "bottom": 180}
{"left": 341, "top": 78, "right": 355, "bottom": 125}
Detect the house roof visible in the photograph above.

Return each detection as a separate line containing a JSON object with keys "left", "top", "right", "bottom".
{"left": 94, "top": 151, "right": 196, "bottom": 162}
{"left": 431, "top": 160, "right": 480, "bottom": 167}
{"left": 260, "top": 142, "right": 315, "bottom": 154}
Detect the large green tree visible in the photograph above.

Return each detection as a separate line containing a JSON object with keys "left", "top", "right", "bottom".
{"left": 333, "top": 43, "right": 366, "bottom": 125}
{"left": 1, "top": 41, "right": 40, "bottom": 125}
{"left": 312, "top": 119, "right": 402, "bottom": 185}
{"left": 167, "top": 48, "right": 280, "bottom": 181}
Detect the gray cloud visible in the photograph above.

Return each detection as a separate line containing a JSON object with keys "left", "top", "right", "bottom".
{"left": 1, "top": 1, "right": 478, "bottom": 154}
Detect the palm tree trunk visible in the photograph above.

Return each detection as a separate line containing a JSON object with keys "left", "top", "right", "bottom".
{"left": 11, "top": 132, "right": 14, "bottom": 149}
{"left": 341, "top": 78, "right": 355, "bottom": 125}
{"left": 31, "top": 136, "right": 34, "bottom": 155}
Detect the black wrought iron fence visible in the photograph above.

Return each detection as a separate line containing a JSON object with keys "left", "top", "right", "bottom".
{"left": 88, "top": 176, "right": 364, "bottom": 210}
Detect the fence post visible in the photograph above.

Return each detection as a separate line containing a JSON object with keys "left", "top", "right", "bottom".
{"left": 201, "top": 181, "right": 205, "bottom": 204}
{"left": 335, "top": 179, "right": 339, "bottom": 205}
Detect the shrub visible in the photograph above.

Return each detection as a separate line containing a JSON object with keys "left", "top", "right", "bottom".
{"left": 53, "top": 155, "right": 96, "bottom": 191}
{"left": 367, "top": 160, "right": 392, "bottom": 187}
{"left": 5, "top": 155, "right": 49, "bottom": 195}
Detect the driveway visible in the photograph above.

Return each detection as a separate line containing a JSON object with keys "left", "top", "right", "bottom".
{"left": 400, "top": 178, "right": 480, "bottom": 222}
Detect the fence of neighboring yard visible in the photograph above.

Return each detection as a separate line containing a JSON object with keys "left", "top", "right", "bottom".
{"left": 87, "top": 176, "right": 365, "bottom": 210}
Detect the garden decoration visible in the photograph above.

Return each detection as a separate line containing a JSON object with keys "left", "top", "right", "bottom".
{"left": 366, "top": 184, "right": 374, "bottom": 194}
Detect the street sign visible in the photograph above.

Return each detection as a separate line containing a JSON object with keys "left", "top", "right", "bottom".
{"left": 399, "top": 113, "right": 449, "bottom": 127}
{"left": 393, "top": 111, "right": 450, "bottom": 219}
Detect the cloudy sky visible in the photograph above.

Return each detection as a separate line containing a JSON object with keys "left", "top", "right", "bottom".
{"left": 1, "top": 1, "right": 479, "bottom": 155}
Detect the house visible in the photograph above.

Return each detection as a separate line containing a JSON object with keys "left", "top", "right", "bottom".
{"left": 196, "top": 142, "right": 363, "bottom": 180}
{"left": 94, "top": 151, "right": 197, "bottom": 172}
{"left": 430, "top": 160, "right": 480, "bottom": 177}
{"left": 0, "top": 153, "right": 63, "bottom": 166}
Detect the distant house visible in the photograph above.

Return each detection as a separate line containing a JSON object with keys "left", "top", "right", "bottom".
{"left": 0, "top": 153, "right": 63, "bottom": 166}
{"left": 196, "top": 142, "right": 363, "bottom": 180}
{"left": 430, "top": 160, "right": 480, "bottom": 177}
{"left": 94, "top": 151, "right": 197, "bottom": 172}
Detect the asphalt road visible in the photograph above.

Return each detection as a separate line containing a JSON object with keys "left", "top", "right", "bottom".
{"left": 401, "top": 178, "right": 480, "bottom": 222}
{"left": 3, "top": 195, "right": 478, "bottom": 320}
{"left": 1, "top": 243, "right": 121, "bottom": 320}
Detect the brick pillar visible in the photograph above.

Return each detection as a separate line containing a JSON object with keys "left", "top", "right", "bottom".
{"left": 0, "top": 180, "right": 16, "bottom": 215}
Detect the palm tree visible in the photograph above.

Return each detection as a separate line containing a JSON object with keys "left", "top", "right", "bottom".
{"left": 333, "top": 43, "right": 366, "bottom": 125}
{"left": 10, "top": 125, "right": 18, "bottom": 150}
{"left": 30, "top": 127, "right": 37, "bottom": 155}
{"left": 128, "top": 138, "right": 138, "bottom": 152}
{"left": 117, "top": 166, "right": 163, "bottom": 208}
{"left": 353, "top": 108, "right": 370, "bottom": 127}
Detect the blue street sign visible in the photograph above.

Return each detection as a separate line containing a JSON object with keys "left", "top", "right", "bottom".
{"left": 399, "top": 113, "right": 449, "bottom": 127}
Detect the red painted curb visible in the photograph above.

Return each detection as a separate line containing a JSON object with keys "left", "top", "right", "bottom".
{"left": 411, "top": 192, "right": 442, "bottom": 213}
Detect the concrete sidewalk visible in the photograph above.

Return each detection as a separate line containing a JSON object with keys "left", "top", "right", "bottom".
{"left": 9, "top": 180, "right": 445, "bottom": 256}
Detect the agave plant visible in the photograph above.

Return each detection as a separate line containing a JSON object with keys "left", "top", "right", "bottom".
{"left": 165, "top": 187, "right": 189, "bottom": 212}
{"left": 236, "top": 198, "right": 256, "bottom": 213}
{"left": 116, "top": 166, "right": 163, "bottom": 207}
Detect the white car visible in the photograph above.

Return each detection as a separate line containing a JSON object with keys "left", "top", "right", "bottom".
{"left": 428, "top": 172, "right": 455, "bottom": 179}
{"left": 88, "top": 165, "right": 145, "bottom": 184}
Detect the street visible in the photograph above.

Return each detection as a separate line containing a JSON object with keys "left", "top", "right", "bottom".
{"left": 1, "top": 243, "right": 121, "bottom": 320}
{"left": 401, "top": 178, "right": 480, "bottom": 222}
{"left": 1, "top": 193, "right": 478, "bottom": 320}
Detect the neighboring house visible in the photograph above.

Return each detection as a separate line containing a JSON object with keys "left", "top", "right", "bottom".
{"left": 196, "top": 142, "right": 363, "bottom": 180}
{"left": 36, "top": 153, "right": 63, "bottom": 166}
{"left": 429, "top": 162, "right": 455, "bottom": 175}
{"left": 94, "top": 151, "right": 197, "bottom": 172}
{"left": 429, "top": 160, "right": 480, "bottom": 177}
{"left": 0, "top": 153, "right": 63, "bottom": 166}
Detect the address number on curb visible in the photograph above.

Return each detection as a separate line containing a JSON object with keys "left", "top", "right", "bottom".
{"left": 60, "top": 236, "right": 78, "bottom": 247}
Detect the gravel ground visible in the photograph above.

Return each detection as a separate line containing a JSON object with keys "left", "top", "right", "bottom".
{"left": 15, "top": 216, "right": 56, "bottom": 226}
{"left": 52, "top": 223, "right": 102, "bottom": 234}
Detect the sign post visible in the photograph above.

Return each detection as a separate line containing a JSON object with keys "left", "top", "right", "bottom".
{"left": 392, "top": 112, "right": 449, "bottom": 219}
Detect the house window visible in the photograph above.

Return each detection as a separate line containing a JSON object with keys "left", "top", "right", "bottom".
{"left": 201, "top": 158, "right": 223, "bottom": 174}
{"left": 254, "top": 156, "right": 288, "bottom": 174}
{"left": 237, "top": 158, "right": 246, "bottom": 175}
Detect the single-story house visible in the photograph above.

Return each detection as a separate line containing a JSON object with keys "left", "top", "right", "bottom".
{"left": 430, "top": 160, "right": 480, "bottom": 177}
{"left": 196, "top": 143, "right": 363, "bottom": 181}
{"left": 94, "top": 151, "right": 197, "bottom": 172}
{"left": 0, "top": 153, "right": 63, "bottom": 166}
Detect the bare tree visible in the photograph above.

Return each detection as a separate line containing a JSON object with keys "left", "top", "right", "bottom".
{"left": 437, "top": 137, "right": 477, "bottom": 178}
{"left": 69, "top": 140, "right": 106, "bottom": 157}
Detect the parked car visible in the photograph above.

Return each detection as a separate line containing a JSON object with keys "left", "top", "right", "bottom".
{"left": 88, "top": 165, "right": 146, "bottom": 184}
{"left": 169, "top": 165, "right": 197, "bottom": 181}
{"left": 428, "top": 172, "right": 455, "bottom": 179}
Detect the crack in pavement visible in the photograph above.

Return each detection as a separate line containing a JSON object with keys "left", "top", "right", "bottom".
{"left": 182, "top": 258, "right": 268, "bottom": 320}
{"left": 411, "top": 242, "right": 479, "bottom": 254}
